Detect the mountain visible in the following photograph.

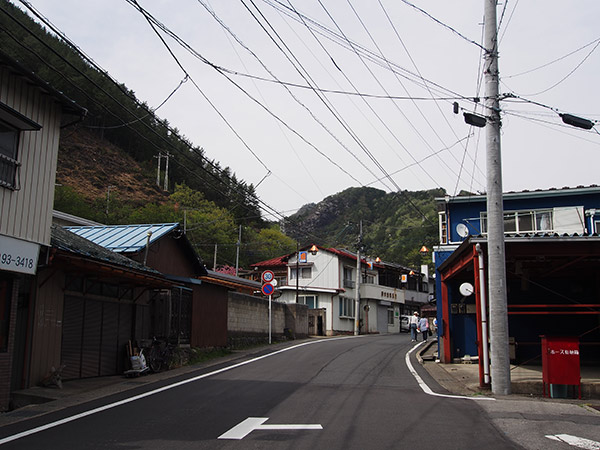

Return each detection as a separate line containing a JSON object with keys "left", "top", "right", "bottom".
{"left": 285, "top": 186, "right": 444, "bottom": 268}
{"left": 0, "top": 0, "right": 444, "bottom": 270}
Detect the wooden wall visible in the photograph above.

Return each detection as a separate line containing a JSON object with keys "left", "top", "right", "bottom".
{"left": 28, "top": 267, "right": 64, "bottom": 386}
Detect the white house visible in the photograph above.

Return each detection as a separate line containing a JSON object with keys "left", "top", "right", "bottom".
{"left": 253, "top": 246, "right": 430, "bottom": 336}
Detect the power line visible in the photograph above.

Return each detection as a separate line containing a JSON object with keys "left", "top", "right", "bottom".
{"left": 262, "top": 0, "right": 483, "bottom": 106}
{"left": 399, "top": 0, "right": 486, "bottom": 52}
{"left": 241, "top": 0, "right": 390, "bottom": 189}
{"left": 13, "top": 0, "right": 285, "bottom": 223}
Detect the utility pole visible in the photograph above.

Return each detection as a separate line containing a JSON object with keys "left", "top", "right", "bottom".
{"left": 105, "top": 185, "right": 116, "bottom": 218}
{"left": 213, "top": 243, "right": 217, "bottom": 271}
{"left": 295, "top": 242, "right": 300, "bottom": 304}
{"left": 235, "top": 225, "right": 241, "bottom": 277}
{"left": 163, "top": 152, "right": 171, "bottom": 191}
{"left": 155, "top": 153, "right": 162, "bottom": 187}
{"left": 484, "top": 0, "right": 511, "bottom": 395}
{"left": 354, "top": 220, "right": 363, "bottom": 336}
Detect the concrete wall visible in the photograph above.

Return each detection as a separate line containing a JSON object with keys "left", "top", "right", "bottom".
{"left": 227, "top": 292, "right": 308, "bottom": 347}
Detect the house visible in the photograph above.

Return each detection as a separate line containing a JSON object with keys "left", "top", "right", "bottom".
{"left": 65, "top": 223, "right": 210, "bottom": 347}
{"left": 433, "top": 186, "right": 600, "bottom": 386}
{"left": 251, "top": 246, "right": 430, "bottom": 336}
{"left": 25, "top": 226, "right": 174, "bottom": 387}
{"left": 0, "top": 51, "right": 86, "bottom": 411}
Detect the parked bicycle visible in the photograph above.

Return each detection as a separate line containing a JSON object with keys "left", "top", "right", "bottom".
{"left": 146, "top": 337, "right": 174, "bottom": 372}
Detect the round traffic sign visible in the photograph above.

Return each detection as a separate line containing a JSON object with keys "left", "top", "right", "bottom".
{"left": 262, "top": 270, "right": 275, "bottom": 283}
{"left": 261, "top": 282, "right": 274, "bottom": 296}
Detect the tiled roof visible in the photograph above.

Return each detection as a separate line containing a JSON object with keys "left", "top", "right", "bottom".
{"left": 250, "top": 254, "right": 292, "bottom": 267}
{"left": 66, "top": 223, "right": 179, "bottom": 253}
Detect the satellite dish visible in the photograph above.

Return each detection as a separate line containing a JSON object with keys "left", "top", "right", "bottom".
{"left": 456, "top": 223, "right": 470, "bottom": 238}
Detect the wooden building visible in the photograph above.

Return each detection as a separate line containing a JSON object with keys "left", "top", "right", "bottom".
{"left": 0, "top": 51, "right": 86, "bottom": 411}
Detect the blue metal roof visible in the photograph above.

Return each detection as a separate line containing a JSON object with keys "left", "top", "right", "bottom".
{"left": 65, "top": 223, "right": 179, "bottom": 253}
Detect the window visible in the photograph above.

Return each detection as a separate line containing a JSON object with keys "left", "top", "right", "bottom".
{"left": 362, "top": 273, "right": 375, "bottom": 284}
{"left": 298, "top": 295, "right": 318, "bottom": 308}
{"left": 387, "top": 309, "right": 394, "bottom": 325}
{"left": 481, "top": 209, "right": 553, "bottom": 234}
{"left": 290, "top": 267, "right": 312, "bottom": 279}
{"left": 343, "top": 267, "right": 354, "bottom": 288}
{"left": 339, "top": 296, "right": 355, "bottom": 318}
{"left": 0, "top": 121, "right": 19, "bottom": 189}
{"left": 439, "top": 212, "right": 448, "bottom": 244}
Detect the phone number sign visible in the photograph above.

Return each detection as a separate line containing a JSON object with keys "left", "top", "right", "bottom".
{"left": 0, "top": 234, "right": 40, "bottom": 275}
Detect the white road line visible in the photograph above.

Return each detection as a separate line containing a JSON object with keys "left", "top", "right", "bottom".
{"left": 546, "top": 434, "right": 600, "bottom": 449}
{"left": 218, "top": 417, "right": 323, "bottom": 440}
{"left": 405, "top": 341, "right": 495, "bottom": 401}
{"left": 0, "top": 336, "right": 359, "bottom": 446}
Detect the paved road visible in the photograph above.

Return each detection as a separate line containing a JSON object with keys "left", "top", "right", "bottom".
{"left": 3, "top": 333, "right": 592, "bottom": 449}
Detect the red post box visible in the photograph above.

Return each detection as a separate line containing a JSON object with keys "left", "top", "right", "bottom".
{"left": 541, "top": 336, "right": 581, "bottom": 399}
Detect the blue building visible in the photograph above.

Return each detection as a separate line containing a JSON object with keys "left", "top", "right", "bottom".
{"left": 433, "top": 186, "right": 600, "bottom": 386}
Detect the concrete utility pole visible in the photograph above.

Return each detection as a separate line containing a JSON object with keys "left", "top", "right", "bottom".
{"left": 105, "top": 185, "right": 116, "bottom": 217}
{"left": 484, "top": 0, "right": 511, "bottom": 395}
{"left": 163, "top": 152, "right": 171, "bottom": 191}
{"left": 354, "top": 220, "right": 363, "bottom": 336}
{"left": 235, "top": 225, "right": 242, "bottom": 277}
{"left": 295, "top": 242, "right": 300, "bottom": 304}
{"left": 155, "top": 153, "right": 162, "bottom": 187}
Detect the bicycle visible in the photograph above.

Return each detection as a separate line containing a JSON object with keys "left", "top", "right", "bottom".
{"left": 146, "top": 337, "right": 173, "bottom": 372}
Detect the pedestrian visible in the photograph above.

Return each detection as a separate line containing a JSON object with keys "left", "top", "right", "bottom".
{"left": 433, "top": 317, "right": 438, "bottom": 335}
{"left": 409, "top": 311, "right": 419, "bottom": 342}
{"left": 419, "top": 316, "right": 430, "bottom": 342}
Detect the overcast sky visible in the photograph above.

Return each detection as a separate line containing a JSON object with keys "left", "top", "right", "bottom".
{"left": 16, "top": 0, "right": 600, "bottom": 219}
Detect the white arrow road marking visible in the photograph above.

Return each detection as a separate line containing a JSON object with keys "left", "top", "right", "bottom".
{"left": 546, "top": 434, "right": 600, "bottom": 449}
{"left": 218, "top": 417, "right": 323, "bottom": 440}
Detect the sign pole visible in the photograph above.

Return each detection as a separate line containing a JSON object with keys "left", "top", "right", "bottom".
{"left": 269, "top": 294, "right": 272, "bottom": 344}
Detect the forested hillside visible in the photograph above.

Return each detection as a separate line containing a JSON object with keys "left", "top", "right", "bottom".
{"left": 286, "top": 187, "right": 442, "bottom": 269}
{"left": 0, "top": 0, "right": 443, "bottom": 270}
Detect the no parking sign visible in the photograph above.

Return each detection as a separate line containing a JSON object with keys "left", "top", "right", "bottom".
{"left": 261, "top": 283, "right": 274, "bottom": 296}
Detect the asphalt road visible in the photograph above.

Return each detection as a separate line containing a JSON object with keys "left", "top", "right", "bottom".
{"left": 0, "top": 334, "right": 525, "bottom": 449}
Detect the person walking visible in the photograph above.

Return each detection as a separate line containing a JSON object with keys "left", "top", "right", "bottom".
{"left": 419, "top": 316, "right": 430, "bottom": 342}
{"left": 409, "top": 311, "right": 419, "bottom": 342}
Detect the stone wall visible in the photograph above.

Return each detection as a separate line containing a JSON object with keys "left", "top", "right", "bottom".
{"left": 227, "top": 293, "right": 308, "bottom": 347}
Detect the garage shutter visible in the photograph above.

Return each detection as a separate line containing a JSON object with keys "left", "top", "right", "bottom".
{"left": 61, "top": 297, "right": 84, "bottom": 379}
{"left": 100, "top": 302, "right": 119, "bottom": 376}
{"left": 62, "top": 296, "right": 135, "bottom": 380}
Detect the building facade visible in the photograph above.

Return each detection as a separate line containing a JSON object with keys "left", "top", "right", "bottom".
{"left": 251, "top": 246, "right": 430, "bottom": 336}
{"left": 433, "top": 187, "right": 600, "bottom": 386}
{"left": 0, "top": 53, "right": 85, "bottom": 411}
